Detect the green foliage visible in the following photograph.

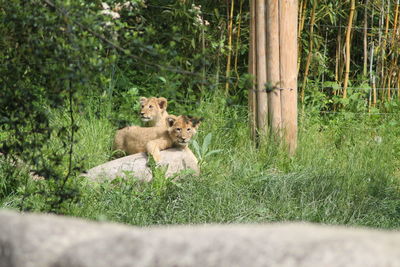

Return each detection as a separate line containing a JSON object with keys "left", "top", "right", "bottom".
{"left": 192, "top": 133, "right": 223, "bottom": 166}
{"left": 0, "top": 0, "right": 116, "bottom": 212}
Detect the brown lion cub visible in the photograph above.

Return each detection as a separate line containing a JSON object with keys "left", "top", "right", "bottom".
{"left": 139, "top": 97, "right": 169, "bottom": 127}
{"left": 113, "top": 115, "right": 203, "bottom": 162}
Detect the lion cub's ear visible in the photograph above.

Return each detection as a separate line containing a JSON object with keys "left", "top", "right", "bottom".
{"left": 139, "top": 97, "right": 147, "bottom": 105}
{"left": 166, "top": 115, "right": 177, "bottom": 127}
{"left": 188, "top": 116, "right": 204, "bottom": 129}
{"left": 158, "top": 97, "right": 168, "bottom": 110}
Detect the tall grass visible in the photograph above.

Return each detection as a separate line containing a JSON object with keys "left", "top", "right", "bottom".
{"left": 1, "top": 94, "right": 399, "bottom": 229}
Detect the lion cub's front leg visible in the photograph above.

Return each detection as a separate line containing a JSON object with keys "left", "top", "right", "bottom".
{"left": 146, "top": 138, "right": 173, "bottom": 163}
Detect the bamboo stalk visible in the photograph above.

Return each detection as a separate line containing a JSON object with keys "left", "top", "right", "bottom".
{"left": 377, "top": 0, "right": 384, "bottom": 102}
{"left": 381, "top": 0, "right": 390, "bottom": 99}
{"left": 381, "top": 75, "right": 387, "bottom": 102}
{"left": 391, "top": 0, "right": 400, "bottom": 49}
{"left": 248, "top": 0, "right": 257, "bottom": 140}
{"left": 298, "top": 0, "right": 307, "bottom": 35}
{"left": 322, "top": 31, "right": 328, "bottom": 83}
{"left": 280, "top": 0, "right": 298, "bottom": 155}
{"left": 266, "top": 0, "right": 281, "bottom": 137}
{"left": 201, "top": 24, "right": 205, "bottom": 91}
{"left": 234, "top": 0, "right": 244, "bottom": 84}
{"left": 342, "top": 0, "right": 356, "bottom": 99}
{"left": 335, "top": 17, "right": 342, "bottom": 93}
{"left": 301, "top": 0, "right": 317, "bottom": 102}
{"left": 297, "top": 0, "right": 307, "bottom": 71}
{"left": 383, "top": 0, "right": 390, "bottom": 62}
{"left": 225, "top": 0, "right": 235, "bottom": 94}
{"left": 397, "top": 74, "right": 400, "bottom": 100}
{"left": 372, "top": 76, "right": 377, "bottom": 106}
{"left": 389, "top": 1, "right": 400, "bottom": 100}
{"left": 393, "top": 51, "right": 399, "bottom": 101}
{"left": 255, "top": 0, "right": 268, "bottom": 132}
{"left": 215, "top": 28, "right": 224, "bottom": 88}
{"left": 363, "top": 0, "right": 369, "bottom": 77}
{"left": 369, "top": 41, "right": 375, "bottom": 109}
{"left": 298, "top": 0, "right": 303, "bottom": 36}
{"left": 390, "top": 1, "right": 400, "bottom": 72}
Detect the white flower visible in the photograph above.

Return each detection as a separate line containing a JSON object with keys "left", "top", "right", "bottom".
{"left": 123, "top": 1, "right": 132, "bottom": 9}
{"left": 193, "top": 14, "right": 209, "bottom": 27}
{"left": 114, "top": 3, "right": 123, "bottom": 12}
{"left": 101, "top": 2, "right": 110, "bottom": 10}
{"left": 100, "top": 9, "right": 120, "bottom": 19}
{"left": 191, "top": 4, "right": 201, "bottom": 12}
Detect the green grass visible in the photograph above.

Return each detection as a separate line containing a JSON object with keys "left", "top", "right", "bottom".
{"left": 1, "top": 95, "right": 400, "bottom": 229}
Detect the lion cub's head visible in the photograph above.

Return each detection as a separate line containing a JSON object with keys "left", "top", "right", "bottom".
{"left": 167, "top": 115, "right": 203, "bottom": 147}
{"left": 139, "top": 97, "right": 168, "bottom": 124}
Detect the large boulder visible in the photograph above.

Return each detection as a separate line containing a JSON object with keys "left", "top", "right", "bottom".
{"left": 82, "top": 148, "right": 199, "bottom": 182}
{"left": 1, "top": 210, "right": 400, "bottom": 267}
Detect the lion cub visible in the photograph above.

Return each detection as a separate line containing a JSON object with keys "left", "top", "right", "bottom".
{"left": 139, "top": 97, "right": 169, "bottom": 127}
{"left": 113, "top": 115, "right": 202, "bottom": 162}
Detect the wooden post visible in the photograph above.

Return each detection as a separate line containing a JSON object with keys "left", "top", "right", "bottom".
{"left": 248, "top": 0, "right": 257, "bottom": 140}
{"left": 249, "top": 0, "right": 298, "bottom": 154}
{"left": 266, "top": 0, "right": 281, "bottom": 135}
{"left": 255, "top": 0, "right": 268, "bottom": 132}
{"left": 279, "top": 0, "right": 298, "bottom": 154}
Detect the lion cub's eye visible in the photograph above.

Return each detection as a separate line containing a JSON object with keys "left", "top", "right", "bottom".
{"left": 149, "top": 105, "right": 153, "bottom": 108}
{"left": 187, "top": 128, "right": 191, "bottom": 132}
{"left": 141, "top": 105, "right": 144, "bottom": 108}
{"left": 176, "top": 128, "right": 181, "bottom": 132}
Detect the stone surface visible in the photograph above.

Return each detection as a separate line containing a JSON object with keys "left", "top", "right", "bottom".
{"left": 1, "top": 210, "right": 400, "bottom": 267}
{"left": 82, "top": 148, "right": 199, "bottom": 182}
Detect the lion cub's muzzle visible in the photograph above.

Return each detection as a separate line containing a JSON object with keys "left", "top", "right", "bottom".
{"left": 140, "top": 114, "right": 151, "bottom": 121}
{"left": 176, "top": 138, "right": 189, "bottom": 146}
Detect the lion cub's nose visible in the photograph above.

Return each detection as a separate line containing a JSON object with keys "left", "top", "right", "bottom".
{"left": 140, "top": 112, "right": 145, "bottom": 116}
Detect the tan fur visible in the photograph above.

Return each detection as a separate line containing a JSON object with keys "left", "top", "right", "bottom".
{"left": 113, "top": 115, "right": 202, "bottom": 162}
{"left": 139, "top": 97, "right": 169, "bottom": 127}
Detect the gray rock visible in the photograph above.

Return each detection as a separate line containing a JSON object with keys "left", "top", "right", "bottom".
{"left": 0, "top": 210, "right": 400, "bottom": 267}
{"left": 82, "top": 148, "right": 199, "bottom": 182}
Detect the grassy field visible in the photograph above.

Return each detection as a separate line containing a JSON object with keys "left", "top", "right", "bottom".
{"left": 1, "top": 95, "right": 400, "bottom": 229}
